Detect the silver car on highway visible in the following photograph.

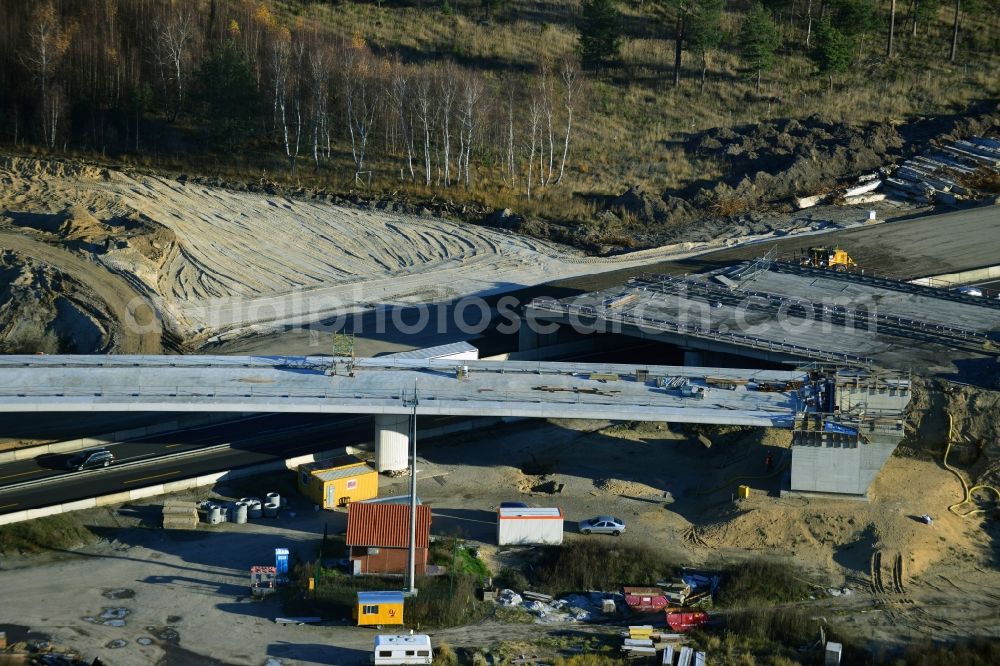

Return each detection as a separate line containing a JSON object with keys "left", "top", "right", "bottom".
{"left": 579, "top": 515, "right": 626, "bottom": 536}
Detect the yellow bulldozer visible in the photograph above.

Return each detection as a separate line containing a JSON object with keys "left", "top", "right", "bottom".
{"left": 802, "top": 246, "right": 857, "bottom": 271}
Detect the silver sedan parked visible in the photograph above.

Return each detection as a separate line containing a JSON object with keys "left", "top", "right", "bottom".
{"left": 579, "top": 515, "right": 626, "bottom": 536}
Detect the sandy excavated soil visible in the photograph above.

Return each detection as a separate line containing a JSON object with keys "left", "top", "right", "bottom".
{"left": 416, "top": 419, "right": 1000, "bottom": 649}
{"left": 0, "top": 156, "right": 860, "bottom": 347}
{"left": 0, "top": 230, "right": 160, "bottom": 353}
{"left": 0, "top": 248, "right": 111, "bottom": 353}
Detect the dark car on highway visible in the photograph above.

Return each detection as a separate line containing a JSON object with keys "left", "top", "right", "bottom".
{"left": 66, "top": 448, "right": 115, "bottom": 471}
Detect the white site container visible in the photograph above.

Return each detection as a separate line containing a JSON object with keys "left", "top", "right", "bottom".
{"left": 497, "top": 507, "right": 564, "bottom": 546}
{"left": 373, "top": 634, "right": 433, "bottom": 665}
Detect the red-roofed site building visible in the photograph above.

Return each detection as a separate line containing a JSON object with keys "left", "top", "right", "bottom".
{"left": 346, "top": 502, "right": 432, "bottom": 576}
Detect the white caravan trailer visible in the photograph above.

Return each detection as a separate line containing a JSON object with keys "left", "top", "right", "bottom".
{"left": 372, "top": 634, "right": 433, "bottom": 665}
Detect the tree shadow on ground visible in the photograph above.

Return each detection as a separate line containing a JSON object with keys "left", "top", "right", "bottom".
{"left": 267, "top": 640, "right": 370, "bottom": 666}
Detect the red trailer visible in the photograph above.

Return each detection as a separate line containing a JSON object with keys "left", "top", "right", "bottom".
{"left": 622, "top": 587, "right": 670, "bottom": 613}
{"left": 665, "top": 610, "right": 709, "bottom": 632}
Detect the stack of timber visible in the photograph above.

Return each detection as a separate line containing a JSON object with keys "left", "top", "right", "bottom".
{"left": 620, "top": 625, "right": 688, "bottom": 659}
{"left": 621, "top": 625, "right": 656, "bottom": 657}
{"left": 795, "top": 136, "right": 1000, "bottom": 209}
{"left": 885, "top": 136, "right": 1000, "bottom": 204}
{"left": 161, "top": 500, "right": 199, "bottom": 530}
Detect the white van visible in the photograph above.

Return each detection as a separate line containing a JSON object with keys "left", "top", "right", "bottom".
{"left": 372, "top": 634, "right": 433, "bottom": 665}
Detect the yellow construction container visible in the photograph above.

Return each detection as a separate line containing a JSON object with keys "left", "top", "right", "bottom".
{"left": 354, "top": 591, "right": 405, "bottom": 626}
{"left": 297, "top": 456, "right": 378, "bottom": 508}
{"left": 737, "top": 485, "right": 751, "bottom": 499}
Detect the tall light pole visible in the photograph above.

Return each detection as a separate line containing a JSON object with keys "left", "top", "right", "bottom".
{"left": 405, "top": 384, "right": 418, "bottom": 596}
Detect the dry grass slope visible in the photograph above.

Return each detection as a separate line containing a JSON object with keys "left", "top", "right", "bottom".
{"left": 269, "top": 0, "right": 1000, "bottom": 219}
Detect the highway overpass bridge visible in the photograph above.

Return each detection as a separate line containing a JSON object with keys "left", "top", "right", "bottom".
{"left": 0, "top": 355, "right": 910, "bottom": 497}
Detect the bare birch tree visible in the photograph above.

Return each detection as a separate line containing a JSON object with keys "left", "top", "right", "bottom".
{"left": 525, "top": 95, "right": 542, "bottom": 199}
{"left": 437, "top": 62, "right": 458, "bottom": 186}
{"left": 539, "top": 65, "right": 556, "bottom": 186}
{"left": 342, "top": 41, "right": 380, "bottom": 182}
{"left": 805, "top": 0, "right": 814, "bottom": 47}
{"left": 505, "top": 84, "right": 517, "bottom": 188}
{"left": 556, "top": 59, "right": 579, "bottom": 185}
{"left": 153, "top": 8, "right": 195, "bottom": 121}
{"left": 950, "top": 0, "right": 961, "bottom": 62}
{"left": 287, "top": 36, "right": 305, "bottom": 173}
{"left": 270, "top": 28, "right": 291, "bottom": 150}
{"left": 390, "top": 61, "right": 416, "bottom": 180}
{"left": 23, "top": 1, "right": 71, "bottom": 148}
{"left": 887, "top": 0, "right": 897, "bottom": 57}
{"left": 307, "top": 42, "right": 332, "bottom": 171}
{"left": 414, "top": 71, "right": 434, "bottom": 186}
{"left": 458, "top": 73, "right": 482, "bottom": 187}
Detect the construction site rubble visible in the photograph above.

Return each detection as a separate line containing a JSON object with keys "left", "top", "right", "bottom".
{"left": 495, "top": 579, "right": 722, "bottom": 625}
{"left": 679, "top": 574, "right": 720, "bottom": 597}
{"left": 884, "top": 137, "right": 1000, "bottom": 204}
{"left": 496, "top": 589, "right": 618, "bottom": 623}
{"left": 796, "top": 136, "right": 1000, "bottom": 209}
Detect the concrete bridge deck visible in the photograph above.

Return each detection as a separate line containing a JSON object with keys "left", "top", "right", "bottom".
{"left": 0, "top": 355, "right": 804, "bottom": 426}
{"left": 525, "top": 265, "right": 1000, "bottom": 376}
{"left": 0, "top": 356, "right": 913, "bottom": 497}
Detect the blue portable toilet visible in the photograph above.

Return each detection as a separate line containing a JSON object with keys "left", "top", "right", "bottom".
{"left": 275, "top": 547, "right": 289, "bottom": 575}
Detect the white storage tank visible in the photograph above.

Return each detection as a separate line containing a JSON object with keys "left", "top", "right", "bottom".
{"left": 497, "top": 507, "right": 564, "bottom": 546}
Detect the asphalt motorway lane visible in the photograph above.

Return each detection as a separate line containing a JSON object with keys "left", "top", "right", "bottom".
{"left": 0, "top": 413, "right": 377, "bottom": 515}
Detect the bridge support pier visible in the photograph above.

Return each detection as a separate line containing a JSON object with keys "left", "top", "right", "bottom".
{"left": 518, "top": 321, "right": 560, "bottom": 352}
{"left": 374, "top": 414, "right": 409, "bottom": 472}
{"left": 682, "top": 349, "right": 704, "bottom": 367}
